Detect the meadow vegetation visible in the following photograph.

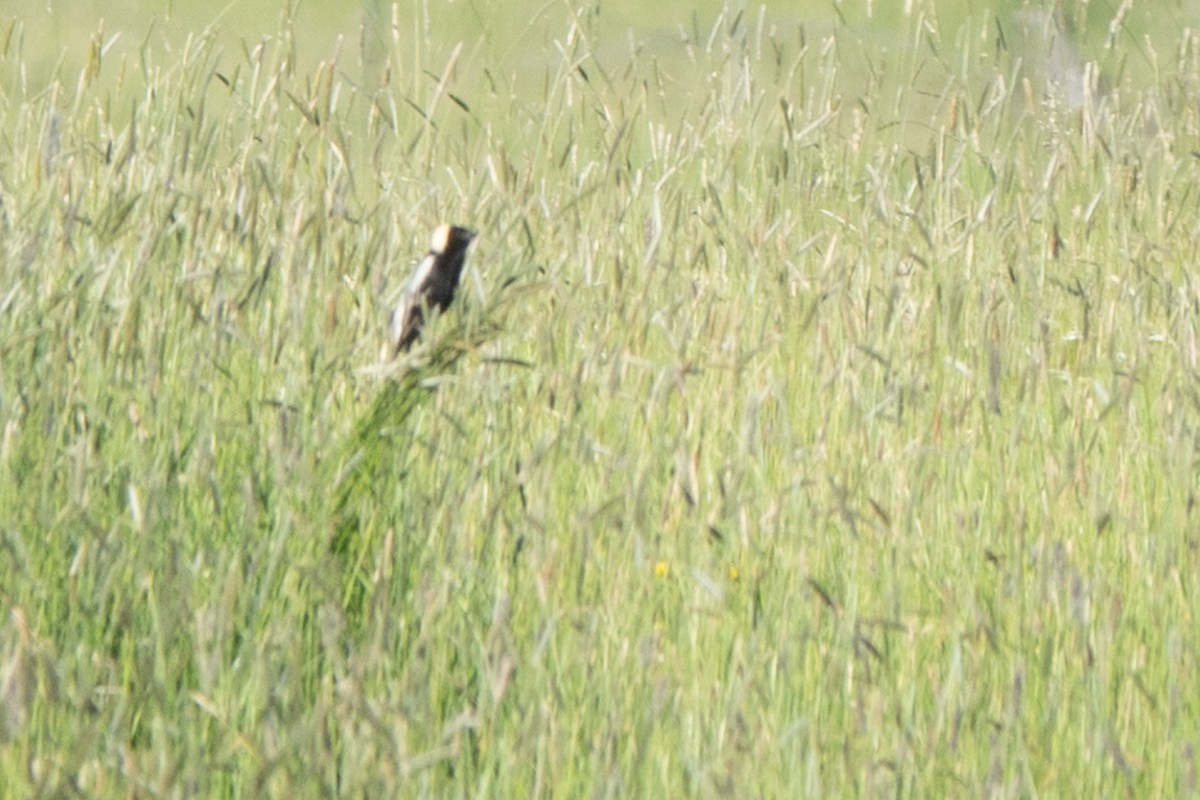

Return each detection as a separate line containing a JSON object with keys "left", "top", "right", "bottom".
{"left": 1, "top": 0, "right": 1199, "bottom": 796}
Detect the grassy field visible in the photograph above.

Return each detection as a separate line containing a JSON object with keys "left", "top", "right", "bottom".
{"left": 2, "top": 0, "right": 1199, "bottom": 796}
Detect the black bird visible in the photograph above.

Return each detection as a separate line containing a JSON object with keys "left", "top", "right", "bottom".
{"left": 390, "top": 224, "right": 476, "bottom": 354}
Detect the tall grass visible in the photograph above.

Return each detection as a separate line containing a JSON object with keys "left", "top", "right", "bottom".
{"left": 2, "top": 2, "right": 1199, "bottom": 796}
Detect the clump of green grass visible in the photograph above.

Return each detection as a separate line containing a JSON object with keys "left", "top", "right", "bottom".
{"left": 330, "top": 294, "right": 529, "bottom": 615}
{"left": 2, "top": 1, "right": 1199, "bottom": 797}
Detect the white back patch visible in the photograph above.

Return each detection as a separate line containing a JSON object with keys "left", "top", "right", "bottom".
{"left": 405, "top": 253, "right": 435, "bottom": 294}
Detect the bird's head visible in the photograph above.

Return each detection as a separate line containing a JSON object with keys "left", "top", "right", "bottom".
{"left": 431, "top": 224, "right": 476, "bottom": 255}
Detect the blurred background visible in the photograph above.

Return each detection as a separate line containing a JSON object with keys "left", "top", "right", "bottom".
{"left": 0, "top": 0, "right": 1186, "bottom": 97}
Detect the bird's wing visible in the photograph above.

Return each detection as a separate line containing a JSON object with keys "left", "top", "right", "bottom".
{"left": 404, "top": 253, "right": 436, "bottom": 295}
{"left": 389, "top": 253, "right": 435, "bottom": 351}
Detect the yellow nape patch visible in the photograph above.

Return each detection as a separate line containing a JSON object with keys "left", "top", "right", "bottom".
{"left": 430, "top": 223, "right": 451, "bottom": 253}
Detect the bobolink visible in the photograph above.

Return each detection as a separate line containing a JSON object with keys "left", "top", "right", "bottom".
{"left": 390, "top": 223, "right": 476, "bottom": 354}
